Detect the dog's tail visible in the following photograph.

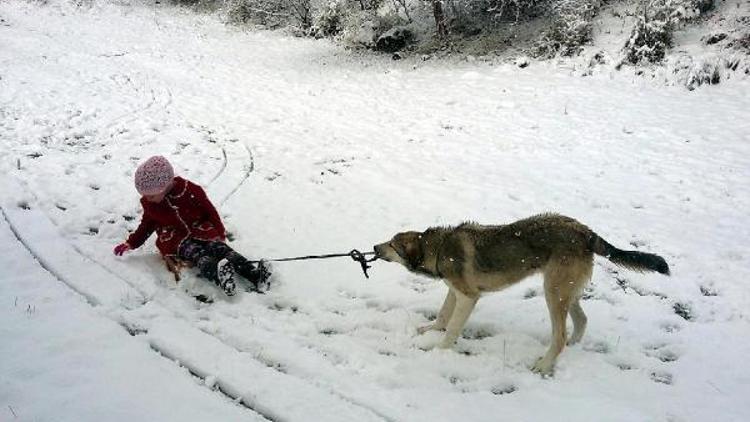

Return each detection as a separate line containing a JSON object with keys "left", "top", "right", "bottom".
{"left": 589, "top": 232, "right": 670, "bottom": 275}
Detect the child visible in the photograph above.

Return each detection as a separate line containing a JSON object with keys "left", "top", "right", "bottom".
{"left": 113, "top": 155, "right": 267, "bottom": 296}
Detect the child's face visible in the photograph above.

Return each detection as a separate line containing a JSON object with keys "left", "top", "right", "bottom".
{"left": 143, "top": 191, "right": 167, "bottom": 203}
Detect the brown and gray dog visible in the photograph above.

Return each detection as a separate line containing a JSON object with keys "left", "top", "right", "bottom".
{"left": 374, "top": 213, "right": 669, "bottom": 375}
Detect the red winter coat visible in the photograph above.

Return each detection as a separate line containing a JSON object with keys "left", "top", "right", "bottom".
{"left": 126, "top": 177, "right": 226, "bottom": 257}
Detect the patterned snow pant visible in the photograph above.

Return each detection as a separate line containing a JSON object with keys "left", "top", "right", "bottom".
{"left": 177, "top": 238, "right": 262, "bottom": 291}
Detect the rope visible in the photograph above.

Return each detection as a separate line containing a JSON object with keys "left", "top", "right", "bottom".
{"left": 249, "top": 249, "right": 378, "bottom": 279}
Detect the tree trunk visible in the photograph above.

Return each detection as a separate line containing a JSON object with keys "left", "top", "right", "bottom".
{"left": 432, "top": 0, "right": 447, "bottom": 38}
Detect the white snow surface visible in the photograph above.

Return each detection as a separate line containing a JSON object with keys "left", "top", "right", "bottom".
{"left": 1, "top": 1, "right": 749, "bottom": 421}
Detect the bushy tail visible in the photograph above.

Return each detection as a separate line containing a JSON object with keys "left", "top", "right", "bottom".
{"left": 589, "top": 233, "right": 670, "bottom": 275}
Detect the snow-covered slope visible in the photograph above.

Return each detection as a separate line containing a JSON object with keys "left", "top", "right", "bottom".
{"left": 1, "top": 1, "right": 749, "bottom": 421}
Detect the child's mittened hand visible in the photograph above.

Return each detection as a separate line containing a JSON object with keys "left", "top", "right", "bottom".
{"left": 113, "top": 243, "right": 131, "bottom": 256}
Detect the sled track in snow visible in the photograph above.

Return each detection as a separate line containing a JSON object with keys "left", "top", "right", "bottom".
{"left": 188, "top": 324, "right": 400, "bottom": 422}
{"left": 0, "top": 206, "right": 100, "bottom": 307}
{"left": 212, "top": 140, "right": 255, "bottom": 206}
{"left": 207, "top": 146, "right": 229, "bottom": 186}
{"left": 1, "top": 191, "right": 395, "bottom": 422}
{"left": 0, "top": 203, "right": 280, "bottom": 421}
{"left": 146, "top": 344, "right": 278, "bottom": 422}
{"left": 103, "top": 76, "right": 174, "bottom": 135}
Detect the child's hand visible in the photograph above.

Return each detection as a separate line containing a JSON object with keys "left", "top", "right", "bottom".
{"left": 113, "top": 243, "right": 131, "bottom": 256}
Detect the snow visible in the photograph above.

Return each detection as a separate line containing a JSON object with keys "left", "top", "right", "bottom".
{"left": 1, "top": 1, "right": 749, "bottom": 421}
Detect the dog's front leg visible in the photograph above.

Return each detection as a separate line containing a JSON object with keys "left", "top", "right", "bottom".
{"left": 438, "top": 290, "right": 479, "bottom": 349}
{"left": 417, "top": 289, "right": 456, "bottom": 335}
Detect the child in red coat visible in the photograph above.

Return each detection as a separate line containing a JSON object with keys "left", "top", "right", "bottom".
{"left": 113, "top": 156, "right": 265, "bottom": 296}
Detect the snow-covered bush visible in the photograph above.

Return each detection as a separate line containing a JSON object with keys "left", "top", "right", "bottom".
{"left": 670, "top": 54, "right": 750, "bottom": 90}
{"left": 375, "top": 25, "right": 415, "bottom": 51}
{"left": 223, "top": 0, "right": 289, "bottom": 27}
{"left": 340, "top": 6, "right": 408, "bottom": 48}
{"left": 532, "top": 0, "right": 600, "bottom": 58}
{"left": 732, "top": 32, "right": 750, "bottom": 53}
{"left": 424, "top": 0, "right": 545, "bottom": 37}
{"left": 470, "top": 0, "right": 546, "bottom": 23}
{"left": 312, "top": 1, "right": 346, "bottom": 36}
{"left": 623, "top": 6, "right": 673, "bottom": 64}
{"left": 623, "top": 0, "right": 715, "bottom": 65}
{"left": 222, "top": 0, "right": 313, "bottom": 29}
{"left": 286, "top": 0, "right": 314, "bottom": 28}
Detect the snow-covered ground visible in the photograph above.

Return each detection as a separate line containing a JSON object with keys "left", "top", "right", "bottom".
{"left": 1, "top": 1, "right": 749, "bottom": 421}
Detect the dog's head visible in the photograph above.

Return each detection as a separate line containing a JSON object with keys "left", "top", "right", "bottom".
{"left": 374, "top": 231, "right": 424, "bottom": 271}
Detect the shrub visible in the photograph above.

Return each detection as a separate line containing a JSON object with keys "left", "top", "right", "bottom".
{"left": 472, "top": 0, "right": 547, "bottom": 23}
{"left": 340, "top": 6, "right": 407, "bottom": 48}
{"left": 375, "top": 25, "right": 415, "bottom": 52}
{"left": 623, "top": 0, "right": 715, "bottom": 65}
{"left": 313, "top": 1, "right": 346, "bottom": 36}
{"left": 624, "top": 8, "right": 673, "bottom": 64}
{"left": 223, "top": 0, "right": 290, "bottom": 27}
{"left": 533, "top": 0, "right": 599, "bottom": 58}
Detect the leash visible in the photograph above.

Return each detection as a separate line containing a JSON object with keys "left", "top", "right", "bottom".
{"left": 249, "top": 249, "right": 378, "bottom": 278}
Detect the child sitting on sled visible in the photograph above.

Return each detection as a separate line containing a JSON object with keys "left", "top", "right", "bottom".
{"left": 113, "top": 155, "right": 267, "bottom": 296}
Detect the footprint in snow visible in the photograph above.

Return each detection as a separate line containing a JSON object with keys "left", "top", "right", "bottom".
{"left": 643, "top": 343, "right": 681, "bottom": 363}
{"left": 460, "top": 326, "right": 496, "bottom": 341}
{"left": 700, "top": 285, "right": 718, "bottom": 297}
{"left": 660, "top": 322, "right": 682, "bottom": 333}
{"left": 319, "top": 328, "right": 339, "bottom": 336}
{"left": 650, "top": 371, "right": 673, "bottom": 385}
{"left": 490, "top": 384, "right": 517, "bottom": 395}
{"left": 583, "top": 341, "right": 611, "bottom": 354}
{"left": 672, "top": 302, "right": 695, "bottom": 321}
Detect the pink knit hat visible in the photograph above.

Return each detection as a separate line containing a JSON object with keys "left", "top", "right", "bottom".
{"left": 134, "top": 156, "right": 174, "bottom": 195}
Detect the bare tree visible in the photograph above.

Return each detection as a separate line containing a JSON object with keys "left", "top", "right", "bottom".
{"left": 285, "top": 0, "right": 313, "bottom": 28}
{"left": 432, "top": 0, "right": 447, "bottom": 37}
{"left": 391, "top": 0, "right": 413, "bottom": 22}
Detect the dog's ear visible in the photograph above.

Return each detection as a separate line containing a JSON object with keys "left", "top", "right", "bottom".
{"left": 397, "top": 232, "right": 424, "bottom": 271}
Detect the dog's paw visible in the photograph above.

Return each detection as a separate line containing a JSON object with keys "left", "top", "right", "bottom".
{"left": 414, "top": 335, "right": 442, "bottom": 351}
{"left": 566, "top": 334, "right": 584, "bottom": 346}
{"left": 416, "top": 324, "right": 435, "bottom": 335}
{"left": 437, "top": 339, "right": 456, "bottom": 350}
{"left": 531, "top": 358, "right": 555, "bottom": 377}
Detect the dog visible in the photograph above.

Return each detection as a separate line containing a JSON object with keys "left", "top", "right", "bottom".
{"left": 373, "top": 213, "right": 669, "bottom": 375}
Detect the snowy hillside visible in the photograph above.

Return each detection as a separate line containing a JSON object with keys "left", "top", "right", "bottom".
{"left": 1, "top": 1, "right": 749, "bottom": 421}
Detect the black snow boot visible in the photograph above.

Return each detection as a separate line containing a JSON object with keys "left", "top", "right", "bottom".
{"left": 236, "top": 261, "right": 271, "bottom": 292}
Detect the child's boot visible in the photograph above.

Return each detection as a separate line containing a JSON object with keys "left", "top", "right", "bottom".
{"left": 216, "top": 258, "right": 236, "bottom": 296}
{"left": 236, "top": 261, "right": 271, "bottom": 292}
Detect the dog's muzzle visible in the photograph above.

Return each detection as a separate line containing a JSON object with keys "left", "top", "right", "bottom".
{"left": 373, "top": 243, "right": 390, "bottom": 261}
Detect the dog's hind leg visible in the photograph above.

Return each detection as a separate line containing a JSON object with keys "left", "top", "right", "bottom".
{"left": 532, "top": 263, "right": 577, "bottom": 375}
{"left": 567, "top": 299, "right": 587, "bottom": 346}
{"left": 418, "top": 289, "right": 456, "bottom": 335}
{"left": 437, "top": 289, "right": 479, "bottom": 349}
{"left": 567, "top": 258, "right": 592, "bottom": 346}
